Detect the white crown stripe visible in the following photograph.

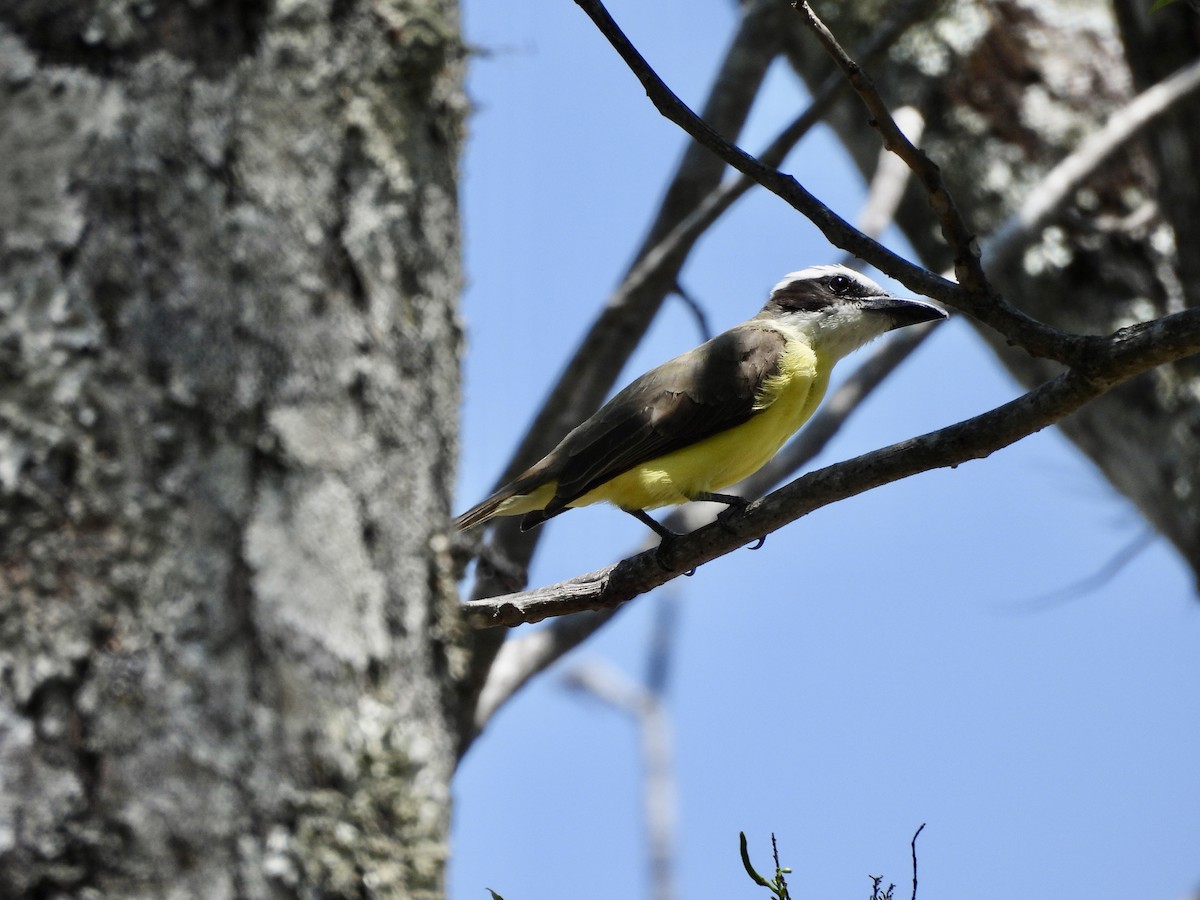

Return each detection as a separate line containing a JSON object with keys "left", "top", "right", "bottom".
{"left": 770, "top": 264, "right": 887, "bottom": 298}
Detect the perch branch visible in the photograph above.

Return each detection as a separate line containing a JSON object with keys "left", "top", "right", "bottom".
{"left": 463, "top": 307, "right": 1200, "bottom": 627}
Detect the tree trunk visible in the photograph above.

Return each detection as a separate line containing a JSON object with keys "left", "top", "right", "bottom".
{"left": 781, "top": 0, "right": 1200, "bottom": 581}
{"left": 0, "top": 1, "right": 466, "bottom": 896}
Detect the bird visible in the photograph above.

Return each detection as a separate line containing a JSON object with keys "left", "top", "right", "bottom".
{"left": 453, "top": 264, "right": 946, "bottom": 546}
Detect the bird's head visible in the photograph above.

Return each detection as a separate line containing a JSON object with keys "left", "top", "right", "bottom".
{"left": 757, "top": 264, "right": 947, "bottom": 360}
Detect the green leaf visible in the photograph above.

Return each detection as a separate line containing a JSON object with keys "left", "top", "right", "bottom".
{"left": 1150, "top": 0, "right": 1181, "bottom": 10}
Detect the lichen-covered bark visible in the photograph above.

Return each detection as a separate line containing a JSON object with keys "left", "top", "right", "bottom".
{"left": 782, "top": 0, "right": 1200, "bottom": 580}
{"left": 0, "top": 0, "right": 466, "bottom": 896}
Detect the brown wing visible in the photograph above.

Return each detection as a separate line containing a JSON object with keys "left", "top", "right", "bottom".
{"left": 537, "top": 323, "right": 787, "bottom": 518}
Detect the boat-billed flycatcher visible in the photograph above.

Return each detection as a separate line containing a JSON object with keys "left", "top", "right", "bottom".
{"left": 454, "top": 265, "right": 946, "bottom": 541}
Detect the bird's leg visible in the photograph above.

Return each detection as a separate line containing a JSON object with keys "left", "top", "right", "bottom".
{"left": 691, "top": 492, "right": 766, "bottom": 550}
{"left": 624, "top": 509, "right": 695, "bottom": 576}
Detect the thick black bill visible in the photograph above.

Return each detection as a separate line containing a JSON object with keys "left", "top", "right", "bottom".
{"left": 863, "top": 295, "right": 948, "bottom": 330}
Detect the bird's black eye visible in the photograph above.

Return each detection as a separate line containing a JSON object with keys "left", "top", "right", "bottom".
{"left": 827, "top": 274, "right": 852, "bottom": 295}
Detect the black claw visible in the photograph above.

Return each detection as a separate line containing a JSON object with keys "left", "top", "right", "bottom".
{"left": 628, "top": 508, "right": 695, "bottom": 573}
{"left": 700, "top": 494, "right": 768, "bottom": 549}
{"left": 652, "top": 534, "right": 687, "bottom": 573}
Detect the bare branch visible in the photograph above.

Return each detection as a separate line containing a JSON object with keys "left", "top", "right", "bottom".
{"left": 910, "top": 823, "right": 925, "bottom": 900}
{"left": 792, "top": 2, "right": 992, "bottom": 298}
{"left": 463, "top": 308, "right": 1200, "bottom": 627}
{"left": 670, "top": 281, "right": 713, "bottom": 343}
{"left": 570, "top": 0, "right": 1081, "bottom": 364}
{"left": 846, "top": 106, "right": 925, "bottom": 255}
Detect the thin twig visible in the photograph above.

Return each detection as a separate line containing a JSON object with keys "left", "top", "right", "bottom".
{"left": 1002, "top": 527, "right": 1157, "bottom": 612}
{"left": 910, "top": 823, "right": 925, "bottom": 900}
{"left": 792, "top": 2, "right": 991, "bottom": 298}
{"left": 671, "top": 281, "right": 712, "bottom": 342}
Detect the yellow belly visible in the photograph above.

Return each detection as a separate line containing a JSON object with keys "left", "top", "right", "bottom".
{"left": 499, "top": 339, "right": 829, "bottom": 515}
{"left": 585, "top": 347, "right": 827, "bottom": 509}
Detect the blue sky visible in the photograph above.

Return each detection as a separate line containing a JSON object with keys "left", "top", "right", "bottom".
{"left": 450, "top": 2, "right": 1200, "bottom": 898}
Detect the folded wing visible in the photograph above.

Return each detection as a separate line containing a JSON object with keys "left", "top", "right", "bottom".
{"left": 531, "top": 323, "right": 789, "bottom": 521}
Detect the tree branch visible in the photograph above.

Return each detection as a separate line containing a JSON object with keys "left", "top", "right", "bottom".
{"left": 463, "top": 309, "right": 1200, "bottom": 628}
{"left": 792, "top": 2, "right": 991, "bottom": 297}
{"left": 570, "top": 0, "right": 1082, "bottom": 364}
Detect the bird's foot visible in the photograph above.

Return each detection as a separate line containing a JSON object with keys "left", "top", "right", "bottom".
{"left": 701, "top": 493, "right": 766, "bottom": 551}
{"left": 624, "top": 508, "right": 695, "bottom": 575}
{"left": 652, "top": 533, "right": 696, "bottom": 577}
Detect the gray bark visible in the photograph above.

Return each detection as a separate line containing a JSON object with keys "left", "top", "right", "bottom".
{"left": 780, "top": 0, "right": 1200, "bottom": 580}
{"left": 0, "top": 0, "right": 466, "bottom": 896}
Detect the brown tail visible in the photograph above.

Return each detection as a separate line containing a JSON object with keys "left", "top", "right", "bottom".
{"left": 454, "top": 455, "right": 562, "bottom": 531}
{"left": 452, "top": 486, "right": 521, "bottom": 531}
